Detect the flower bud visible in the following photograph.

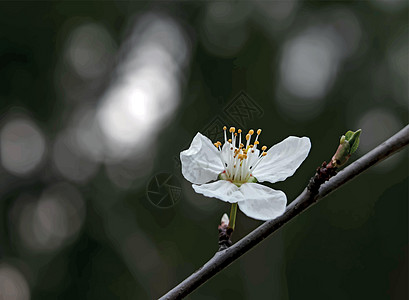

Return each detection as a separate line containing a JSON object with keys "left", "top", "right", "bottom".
{"left": 221, "top": 213, "right": 230, "bottom": 226}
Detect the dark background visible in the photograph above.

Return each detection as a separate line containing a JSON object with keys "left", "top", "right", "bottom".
{"left": 0, "top": 1, "right": 407, "bottom": 299}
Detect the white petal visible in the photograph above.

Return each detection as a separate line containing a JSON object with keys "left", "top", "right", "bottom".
{"left": 192, "top": 181, "right": 244, "bottom": 203}
{"left": 220, "top": 142, "right": 231, "bottom": 166}
{"left": 246, "top": 148, "right": 260, "bottom": 166}
{"left": 180, "top": 132, "right": 224, "bottom": 184}
{"left": 238, "top": 183, "right": 287, "bottom": 221}
{"left": 252, "top": 136, "right": 311, "bottom": 183}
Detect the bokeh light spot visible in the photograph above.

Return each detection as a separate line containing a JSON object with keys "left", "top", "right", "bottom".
{"left": 52, "top": 131, "right": 99, "bottom": 183}
{"left": 65, "top": 22, "right": 116, "bottom": 80}
{"left": 17, "top": 183, "right": 86, "bottom": 253}
{"left": 0, "top": 264, "right": 30, "bottom": 300}
{"left": 1, "top": 117, "right": 46, "bottom": 176}
{"left": 200, "top": 2, "right": 250, "bottom": 57}
{"left": 280, "top": 27, "right": 340, "bottom": 100}
{"left": 96, "top": 13, "right": 189, "bottom": 161}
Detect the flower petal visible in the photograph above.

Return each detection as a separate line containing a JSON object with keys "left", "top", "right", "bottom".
{"left": 180, "top": 132, "right": 224, "bottom": 184}
{"left": 252, "top": 136, "right": 311, "bottom": 183}
{"left": 238, "top": 183, "right": 287, "bottom": 221}
{"left": 192, "top": 181, "right": 244, "bottom": 203}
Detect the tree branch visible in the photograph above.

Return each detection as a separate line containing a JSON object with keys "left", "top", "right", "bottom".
{"left": 160, "top": 125, "right": 409, "bottom": 300}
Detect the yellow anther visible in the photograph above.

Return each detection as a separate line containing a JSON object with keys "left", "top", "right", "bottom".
{"left": 261, "top": 146, "right": 267, "bottom": 151}
{"left": 214, "top": 143, "right": 219, "bottom": 147}
{"left": 262, "top": 152, "right": 267, "bottom": 156}
{"left": 249, "top": 129, "right": 254, "bottom": 135}
{"left": 240, "top": 143, "right": 244, "bottom": 148}
{"left": 257, "top": 129, "right": 262, "bottom": 135}
{"left": 229, "top": 127, "right": 235, "bottom": 133}
{"left": 238, "top": 129, "right": 242, "bottom": 133}
{"left": 254, "top": 141, "right": 260, "bottom": 145}
{"left": 249, "top": 144, "right": 253, "bottom": 148}
{"left": 228, "top": 139, "right": 232, "bottom": 143}
{"left": 246, "top": 134, "right": 250, "bottom": 141}
{"left": 234, "top": 133, "right": 237, "bottom": 136}
{"left": 223, "top": 126, "right": 227, "bottom": 130}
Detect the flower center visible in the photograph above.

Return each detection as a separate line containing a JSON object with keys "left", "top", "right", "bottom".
{"left": 214, "top": 126, "right": 268, "bottom": 185}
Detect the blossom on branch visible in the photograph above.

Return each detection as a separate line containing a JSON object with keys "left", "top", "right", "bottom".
{"left": 180, "top": 127, "right": 311, "bottom": 221}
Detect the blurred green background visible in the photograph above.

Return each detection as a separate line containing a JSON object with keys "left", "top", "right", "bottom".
{"left": 0, "top": 1, "right": 407, "bottom": 299}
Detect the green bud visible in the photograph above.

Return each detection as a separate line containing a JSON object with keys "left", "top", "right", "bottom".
{"left": 331, "top": 129, "right": 362, "bottom": 167}
{"left": 345, "top": 129, "right": 361, "bottom": 154}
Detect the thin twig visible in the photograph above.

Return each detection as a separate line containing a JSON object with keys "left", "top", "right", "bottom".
{"left": 160, "top": 125, "right": 409, "bottom": 300}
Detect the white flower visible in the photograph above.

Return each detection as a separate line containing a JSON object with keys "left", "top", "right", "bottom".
{"left": 180, "top": 127, "right": 311, "bottom": 221}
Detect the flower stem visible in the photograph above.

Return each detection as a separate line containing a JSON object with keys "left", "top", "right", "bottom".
{"left": 229, "top": 203, "right": 238, "bottom": 230}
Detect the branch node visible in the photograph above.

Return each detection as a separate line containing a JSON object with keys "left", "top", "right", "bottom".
{"left": 308, "top": 161, "right": 337, "bottom": 195}
{"left": 218, "top": 224, "right": 233, "bottom": 251}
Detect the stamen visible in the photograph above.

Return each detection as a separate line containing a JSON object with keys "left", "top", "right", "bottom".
{"left": 238, "top": 129, "right": 242, "bottom": 146}
{"left": 250, "top": 152, "right": 267, "bottom": 173}
{"left": 230, "top": 127, "right": 236, "bottom": 146}
{"left": 218, "top": 126, "right": 266, "bottom": 182}
{"left": 245, "top": 134, "right": 251, "bottom": 148}
{"left": 254, "top": 129, "right": 262, "bottom": 149}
